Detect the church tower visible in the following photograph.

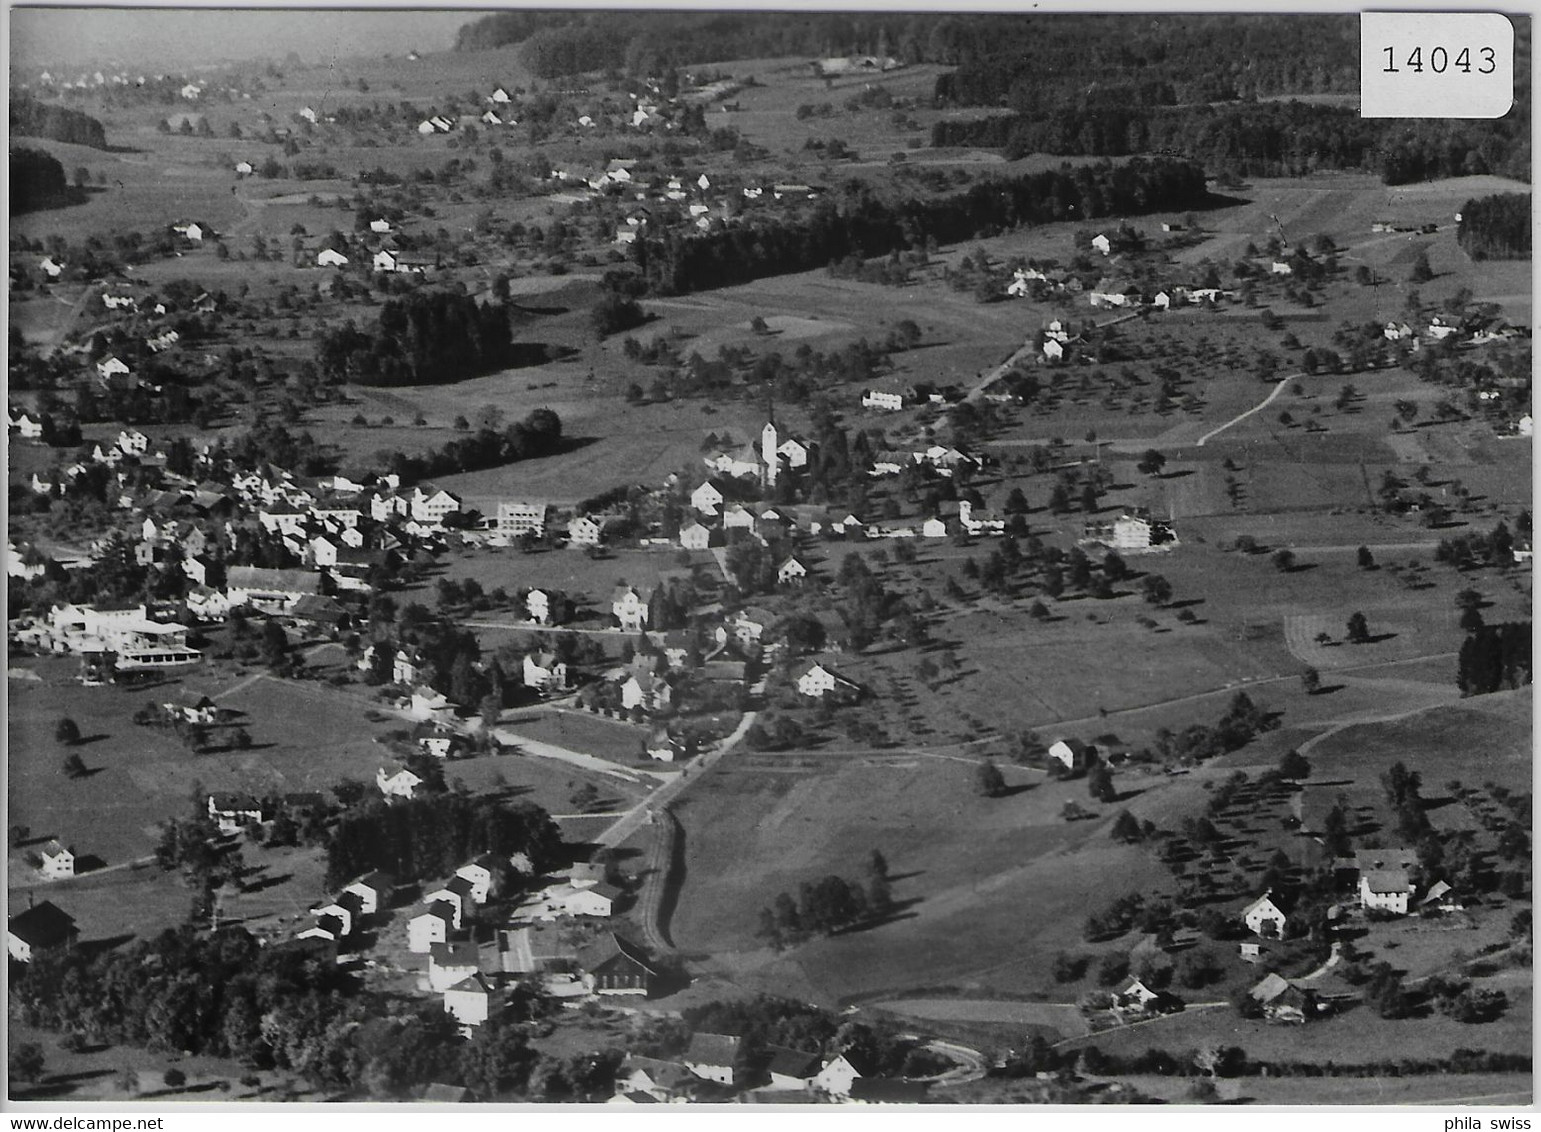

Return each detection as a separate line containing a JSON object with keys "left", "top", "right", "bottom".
{"left": 761, "top": 419, "right": 779, "bottom": 487}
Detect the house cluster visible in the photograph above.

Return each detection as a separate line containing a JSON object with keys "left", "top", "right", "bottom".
{"left": 609, "top": 1042, "right": 929, "bottom": 1105}
{"left": 12, "top": 601, "right": 200, "bottom": 671}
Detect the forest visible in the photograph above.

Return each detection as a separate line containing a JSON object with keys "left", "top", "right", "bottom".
{"left": 1457, "top": 621, "right": 1533, "bottom": 696}
{"left": 10, "top": 94, "right": 109, "bottom": 149}
{"left": 933, "top": 101, "right": 1530, "bottom": 185}
{"left": 635, "top": 158, "right": 1209, "bottom": 295}
{"left": 324, "top": 792, "right": 563, "bottom": 889}
{"left": 315, "top": 292, "right": 544, "bottom": 387}
{"left": 9, "top": 146, "right": 72, "bottom": 214}
{"left": 1458, "top": 193, "right": 1533, "bottom": 259}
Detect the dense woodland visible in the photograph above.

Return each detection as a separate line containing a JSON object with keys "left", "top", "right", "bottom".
{"left": 9, "top": 146, "right": 71, "bottom": 214}
{"left": 636, "top": 158, "right": 1208, "bottom": 295}
{"left": 1457, "top": 621, "right": 1533, "bottom": 696}
{"left": 316, "top": 292, "right": 543, "bottom": 387}
{"left": 10, "top": 94, "right": 109, "bottom": 149}
{"left": 324, "top": 793, "right": 563, "bottom": 889}
{"left": 1458, "top": 193, "right": 1532, "bottom": 259}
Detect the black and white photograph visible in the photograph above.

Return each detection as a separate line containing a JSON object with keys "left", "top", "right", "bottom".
{"left": 4, "top": 3, "right": 1532, "bottom": 1110}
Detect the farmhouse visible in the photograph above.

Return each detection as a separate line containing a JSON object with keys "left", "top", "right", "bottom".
{"left": 316, "top": 248, "right": 350, "bottom": 268}
{"left": 761, "top": 1047, "right": 822, "bottom": 1091}
{"left": 685, "top": 1032, "right": 741, "bottom": 1084}
{"left": 1360, "top": 868, "right": 1414, "bottom": 915}
{"left": 38, "top": 840, "right": 75, "bottom": 880}
{"left": 208, "top": 793, "right": 266, "bottom": 834}
{"left": 523, "top": 650, "right": 570, "bottom": 692}
{"left": 1249, "top": 972, "right": 1316, "bottom": 1023}
{"left": 7, "top": 901, "right": 78, "bottom": 964}
{"left": 812, "top": 1053, "right": 865, "bottom": 1097}
{"left": 1116, "top": 976, "right": 1162, "bottom": 1012}
{"left": 1047, "top": 738, "right": 1093, "bottom": 772}
{"left": 578, "top": 931, "right": 657, "bottom": 996}
{"left": 377, "top": 762, "right": 424, "bottom": 799}
{"left": 1091, "top": 233, "right": 1112, "bottom": 255}
{"left": 1241, "top": 891, "right": 1292, "bottom": 938}
{"left": 225, "top": 565, "right": 321, "bottom": 613}
{"left": 794, "top": 660, "right": 861, "bottom": 701}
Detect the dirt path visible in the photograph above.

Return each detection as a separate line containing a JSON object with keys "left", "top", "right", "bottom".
{"left": 1195, "top": 372, "right": 1301, "bottom": 447}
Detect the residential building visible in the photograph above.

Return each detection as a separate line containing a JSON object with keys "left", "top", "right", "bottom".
{"left": 1241, "top": 891, "right": 1292, "bottom": 938}
{"left": 408, "top": 902, "right": 456, "bottom": 953}
{"left": 795, "top": 661, "right": 861, "bottom": 701}
{"left": 523, "top": 650, "right": 570, "bottom": 692}
{"left": 579, "top": 931, "right": 657, "bottom": 996}
{"left": 377, "top": 762, "right": 423, "bottom": 800}
{"left": 38, "top": 840, "right": 75, "bottom": 880}
{"left": 496, "top": 501, "right": 550, "bottom": 538}
{"left": 443, "top": 971, "right": 496, "bottom": 1028}
{"left": 7, "top": 901, "right": 78, "bottom": 963}
{"left": 685, "top": 1033, "right": 741, "bottom": 1085}
{"left": 1360, "top": 869, "right": 1414, "bottom": 914}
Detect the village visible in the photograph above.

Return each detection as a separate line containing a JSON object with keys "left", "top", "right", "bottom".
{"left": 6, "top": 9, "right": 1532, "bottom": 1109}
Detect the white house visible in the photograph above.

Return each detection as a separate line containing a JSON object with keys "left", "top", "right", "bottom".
{"left": 812, "top": 1054, "right": 864, "bottom": 1097}
{"left": 1117, "top": 976, "right": 1162, "bottom": 1011}
{"left": 691, "top": 480, "right": 725, "bottom": 515}
{"left": 343, "top": 871, "right": 393, "bottom": 915}
{"left": 9, "top": 411, "right": 44, "bottom": 439}
{"left": 1047, "top": 738, "right": 1091, "bottom": 771}
{"left": 428, "top": 939, "right": 481, "bottom": 992}
{"left": 795, "top": 661, "right": 859, "bottom": 700}
{"left": 454, "top": 856, "right": 500, "bottom": 905}
{"left": 97, "top": 356, "right": 131, "bottom": 381}
{"left": 424, "top": 876, "right": 476, "bottom": 929}
{"left": 39, "top": 256, "right": 64, "bottom": 278}
{"left": 612, "top": 585, "right": 649, "bottom": 632}
{"left": 370, "top": 218, "right": 393, "bottom": 234}
{"left": 1091, "top": 233, "right": 1112, "bottom": 255}
{"left": 408, "top": 902, "right": 455, "bottom": 952}
{"left": 443, "top": 971, "right": 495, "bottom": 1028}
{"left": 1270, "top": 260, "right": 1293, "bottom": 275}
{"left": 621, "top": 671, "right": 671, "bottom": 713}
{"left": 38, "top": 840, "right": 75, "bottom": 880}
{"left": 679, "top": 522, "right": 716, "bottom": 551}
{"left": 1042, "top": 339, "right": 1064, "bottom": 360}
{"left": 684, "top": 1033, "right": 739, "bottom": 1085}
{"left": 567, "top": 515, "right": 603, "bottom": 546}
{"left": 496, "top": 500, "right": 550, "bottom": 538}
{"left": 377, "top": 762, "right": 423, "bottom": 799}
{"left": 1241, "top": 891, "right": 1292, "bottom": 938}
{"left": 776, "top": 556, "right": 808, "bottom": 585}
{"left": 316, "top": 248, "right": 349, "bottom": 268}
{"left": 411, "top": 486, "right": 461, "bottom": 525}
{"left": 524, "top": 588, "right": 554, "bottom": 625}
{"left": 1360, "top": 869, "right": 1414, "bottom": 915}
{"left": 523, "top": 650, "right": 569, "bottom": 692}
{"left": 409, "top": 686, "right": 455, "bottom": 723}
{"left": 861, "top": 390, "right": 905, "bottom": 411}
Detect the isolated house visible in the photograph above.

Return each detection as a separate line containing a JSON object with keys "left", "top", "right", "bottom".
{"left": 1116, "top": 976, "right": 1162, "bottom": 1012}
{"left": 1249, "top": 972, "right": 1314, "bottom": 1023}
{"left": 377, "top": 762, "right": 423, "bottom": 799}
{"left": 1091, "top": 233, "right": 1112, "bottom": 255}
{"left": 316, "top": 248, "right": 349, "bottom": 268}
{"left": 7, "top": 901, "right": 78, "bottom": 963}
{"left": 861, "top": 390, "right": 905, "bottom": 411}
{"left": 1047, "top": 738, "right": 1092, "bottom": 772}
{"left": 38, "top": 840, "right": 75, "bottom": 880}
{"left": 795, "top": 661, "right": 860, "bottom": 701}
{"left": 524, "top": 588, "right": 557, "bottom": 625}
{"left": 1241, "top": 891, "right": 1292, "bottom": 938}
{"left": 612, "top": 585, "right": 650, "bottom": 632}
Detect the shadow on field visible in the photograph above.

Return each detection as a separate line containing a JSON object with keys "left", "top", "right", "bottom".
{"left": 15, "top": 1069, "right": 116, "bottom": 1098}
{"left": 77, "top": 933, "right": 135, "bottom": 958}
{"left": 1309, "top": 683, "right": 1347, "bottom": 696}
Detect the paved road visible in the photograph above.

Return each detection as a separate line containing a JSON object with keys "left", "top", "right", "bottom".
{"left": 593, "top": 710, "right": 758, "bottom": 850}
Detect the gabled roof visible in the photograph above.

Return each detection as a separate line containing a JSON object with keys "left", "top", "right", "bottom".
{"left": 414, "top": 900, "right": 456, "bottom": 924}
{"left": 8, "top": 901, "right": 77, "bottom": 947}
{"left": 429, "top": 938, "right": 481, "bottom": 967}
{"left": 1241, "top": 890, "right": 1293, "bottom": 918}
{"left": 686, "top": 1032, "right": 741, "bottom": 1067}
{"left": 1363, "top": 868, "right": 1412, "bottom": 894}
{"left": 349, "top": 869, "right": 394, "bottom": 893}
{"left": 578, "top": 930, "right": 656, "bottom": 976}
{"left": 849, "top": 1078, "right": 929, "bottom": 1103}
{"left": 1249, "top": 972, "right": 1300, "bottom": 1004}
{"left": 764, "top": 1046, "right": 821, "bottom": 1079}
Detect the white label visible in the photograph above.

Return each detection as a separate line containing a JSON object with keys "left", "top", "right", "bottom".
{"left": 1360, "top": 11, "right": 1515, "bottom": 118}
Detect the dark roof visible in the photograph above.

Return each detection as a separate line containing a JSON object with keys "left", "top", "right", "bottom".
{"left": 429, "top": 939, "right": 481, "bottom": 968}
{"left": 335, "top": 890, "right": 366, "bottom": 917}
{"left": 577, "top": 931, "right": 656, "bottom": 977}
{"left": 686, "top": 1032, "right": 741, "bottom": 1068}
{"left": 349, "top": 869, "right": 394, "bottom": 893}
{"left": 849, "top": 1078, "right": 929, "bottom": 1104}
{"left": 416, "top": 900, "right": 456, "bottom": 924}
{"left": 8, "top": 901, "right": 78, "bottom": 948}
{"left": 283, "top": 792, "right": 327, "bottom": 811}
{"left": 764, "top": 1046, "right": 821, "bottom": 1080}
{"left": 441, "top": 875, "right": 476, "bottom": 898}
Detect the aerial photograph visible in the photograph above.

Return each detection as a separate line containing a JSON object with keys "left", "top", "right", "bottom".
{"left": 5, "top": 6, "right": 1532, "bottom": 1108}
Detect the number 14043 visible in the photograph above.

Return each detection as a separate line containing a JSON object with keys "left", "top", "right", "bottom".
{"left": 1382, "top": 45, "right": 1496, "bottom": 74}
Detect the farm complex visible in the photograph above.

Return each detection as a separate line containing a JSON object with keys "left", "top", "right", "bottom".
{"left": 5, "top": 9, "right": 1533, "bottom": 1109}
